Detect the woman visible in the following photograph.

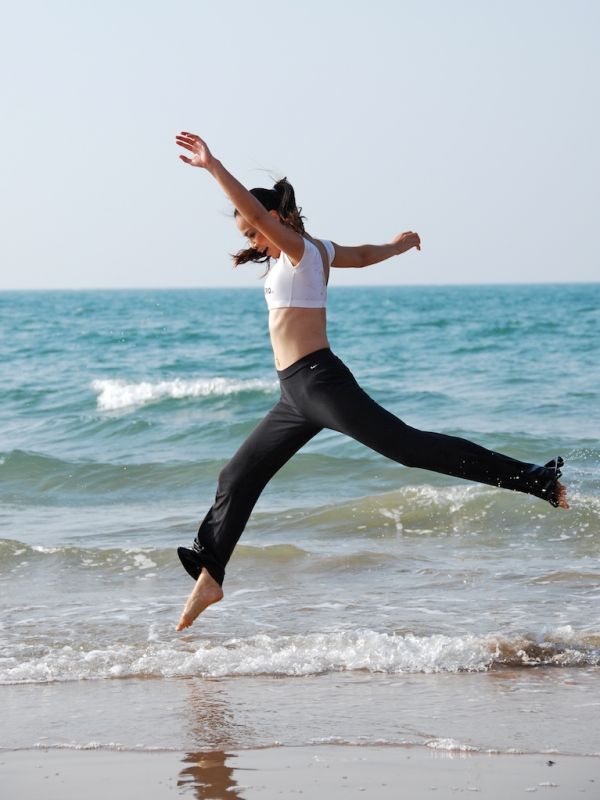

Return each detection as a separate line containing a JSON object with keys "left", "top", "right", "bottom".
{"left": 174, "top": 131, "right": 568, "bottom": 632}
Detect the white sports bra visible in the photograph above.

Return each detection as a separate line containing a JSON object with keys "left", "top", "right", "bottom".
{"left": 264, "top": 238, "right": 335, "bottom": 310}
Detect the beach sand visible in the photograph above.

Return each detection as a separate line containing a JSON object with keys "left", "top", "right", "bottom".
{"left": 2, "top": 746, "right": 599, "bottom": 799}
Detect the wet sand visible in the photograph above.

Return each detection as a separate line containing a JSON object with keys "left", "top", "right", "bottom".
{"left": 2, "top": 746, "right": 599, "bottom": 799}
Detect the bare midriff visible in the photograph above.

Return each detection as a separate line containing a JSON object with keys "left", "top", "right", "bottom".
{"left": 269, "top": 307, "right": 330, "bottom": 371}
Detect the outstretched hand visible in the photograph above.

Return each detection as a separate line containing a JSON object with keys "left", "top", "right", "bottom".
{"left": 176, "top": 132, "right": 216, "bottom": 169}
{"left": 393, "top": 231, "right": 421, "bottom": 254}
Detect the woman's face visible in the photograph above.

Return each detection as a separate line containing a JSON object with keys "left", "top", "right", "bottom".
{"left": 235, "top": 212, "right": 280, "bottom": 258}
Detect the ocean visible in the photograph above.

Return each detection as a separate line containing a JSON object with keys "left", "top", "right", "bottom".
{"left": 1, "top": 284, "right": 599, "bottom": 756}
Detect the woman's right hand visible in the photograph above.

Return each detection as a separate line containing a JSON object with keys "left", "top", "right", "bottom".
{"left": 174, "top": 132, "right": 304, "bottom": 263}
{"left": 176, "top": 132, "right": 216, "bottom": 170}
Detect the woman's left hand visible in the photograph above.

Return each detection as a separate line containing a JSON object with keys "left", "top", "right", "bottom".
{"left": 393, "top": 231, "right": 421, "bottom": 253}
{"left": 176, "top": 132, "right": 216, "bottom": 170}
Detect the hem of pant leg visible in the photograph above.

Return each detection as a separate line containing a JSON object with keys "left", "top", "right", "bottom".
{"left": 177, "top": 546, "right": 225, "bottom": 586}
{"left": 526, "top": 463, "right": 563, "bottom": 508}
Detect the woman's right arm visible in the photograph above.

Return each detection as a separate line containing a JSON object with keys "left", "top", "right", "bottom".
{"left": 331, "top": 232, "right": 421, "bottom": 268}
{"left": 176, "top": 132, "right": 304, "bottom": 263}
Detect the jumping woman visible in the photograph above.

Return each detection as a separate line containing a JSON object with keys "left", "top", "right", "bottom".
{"left": 174, "top": 131, "right": 568, "bottom": 632}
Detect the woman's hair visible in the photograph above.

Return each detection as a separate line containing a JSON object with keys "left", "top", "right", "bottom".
{"left": 233, "top": 178, "right": 305, "bottom": 267}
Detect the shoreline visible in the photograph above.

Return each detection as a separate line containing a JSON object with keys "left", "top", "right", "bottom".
{"left": 2, "top": 745, "right": 599, "bottom": 799}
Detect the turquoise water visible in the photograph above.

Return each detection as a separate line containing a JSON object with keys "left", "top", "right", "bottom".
{"left": 1, "top": 284, "right": 599, "bottom": 753}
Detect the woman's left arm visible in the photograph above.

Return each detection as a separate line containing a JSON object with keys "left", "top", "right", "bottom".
{"left": 331, "top": 231, "right": 421, "bottom": 268}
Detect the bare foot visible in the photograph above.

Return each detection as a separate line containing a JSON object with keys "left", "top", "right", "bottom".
{"left": 176, "top": 568, "right": 223, "bottom": 632}
{"left": 556, "top": 481, "right": 570, "bottom": 510}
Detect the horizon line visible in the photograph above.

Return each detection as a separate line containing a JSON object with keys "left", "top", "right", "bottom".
{"left": 1, "top": 280, "right": 598, "bottom": 293}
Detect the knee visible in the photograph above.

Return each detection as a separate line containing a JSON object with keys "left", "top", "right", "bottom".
{"left": 397, "top": 452, "right": 419, "bottom": 469}
{"left": 218, "top": 454, "right": 261, "bottom": 495}
{"left": 394, "top": 443, "right": 421, "bottom": 468}
{"left": 217, "top": 460, "right": 243, "bottom": 494}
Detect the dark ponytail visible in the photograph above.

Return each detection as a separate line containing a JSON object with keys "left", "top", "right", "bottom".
{"left": 271, "top": 178, "right": 305, "bottom": 235}
{"left": 232, "top": 177, "right": 306, "bottom": 267}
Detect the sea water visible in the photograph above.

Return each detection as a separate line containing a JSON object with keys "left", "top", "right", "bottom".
{"left": 1, "top": 284, "right": 599, "bottom": 754}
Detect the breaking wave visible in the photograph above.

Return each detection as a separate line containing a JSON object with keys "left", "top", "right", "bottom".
{"left": 2, "top": 627, "right": 598, "bottom": 684}
{"left": 92, "top": 377, "right": 277, "bottom": 411}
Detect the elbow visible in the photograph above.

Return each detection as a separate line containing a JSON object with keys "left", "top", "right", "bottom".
{"left": 355, "top": 246, "right": 368, "bottom": 267}
{"left": 245, "top": 207, "right": 264, "bottom": 226}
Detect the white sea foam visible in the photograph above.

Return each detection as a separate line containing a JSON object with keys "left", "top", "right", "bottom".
{"left": 123, "top": 549, "right": 157, "bottom": 571}
{"left": 2, "top": 628, "right": 596, "bottom": 684}
{"left": 92, "top": 377, "right": 277, "bottom": 411}
{"left": 425, "top": 738, "right": 480, "bottom": 752}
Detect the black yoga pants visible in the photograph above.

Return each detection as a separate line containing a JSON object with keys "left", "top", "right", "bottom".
{"left": 179, "top": 348, "right": 561, "bottom": 585}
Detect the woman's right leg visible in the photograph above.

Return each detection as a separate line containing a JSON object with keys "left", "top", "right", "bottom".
{"left": 178, "top": 398, "right": 321, "bottom": 585}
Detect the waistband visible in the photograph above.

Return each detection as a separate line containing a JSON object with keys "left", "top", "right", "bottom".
{"left": 277, "top": 348, "right": 334, "bottom": 380}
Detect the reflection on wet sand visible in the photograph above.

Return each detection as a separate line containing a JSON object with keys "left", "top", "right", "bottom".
{"left": 177, "top": 750, "right": 244, "bottom": 799}
{"left": 177, "top": 677, "right": 254, "bottom": 797}
{"left": 183, "top": 675, "right": 255, "bottom": 749}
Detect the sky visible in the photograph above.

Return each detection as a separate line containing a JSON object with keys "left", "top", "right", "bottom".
{"left": 1, "top": 0, "right": 598, "bottom": 289}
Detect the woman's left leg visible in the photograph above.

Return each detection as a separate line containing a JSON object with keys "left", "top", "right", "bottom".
{"left": 291, "top": 352, "right": 563, "bottom": 505}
